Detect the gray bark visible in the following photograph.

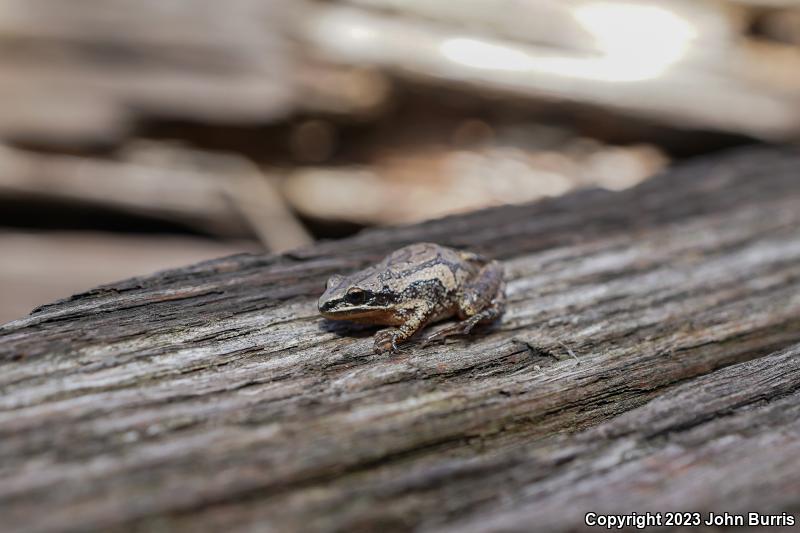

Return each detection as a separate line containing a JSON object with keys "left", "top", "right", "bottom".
{"left": 2, "top": 146, "right": 800, "bottom": 532}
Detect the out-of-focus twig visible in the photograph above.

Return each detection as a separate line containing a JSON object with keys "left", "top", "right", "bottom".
{"left": 223, "top": 170, "right": 314, "bottom": 253}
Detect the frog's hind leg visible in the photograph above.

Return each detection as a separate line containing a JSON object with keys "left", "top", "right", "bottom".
{"left": 424, "top": 261, "right": 506, "bottom": 345}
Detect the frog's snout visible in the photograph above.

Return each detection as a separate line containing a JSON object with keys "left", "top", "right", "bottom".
{"left": 319, "top": 298, "right": 335, "bottom": 313}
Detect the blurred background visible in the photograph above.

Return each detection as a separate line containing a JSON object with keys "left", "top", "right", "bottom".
{"left": 1, "top": 0, "right": 799, "bottom": 323}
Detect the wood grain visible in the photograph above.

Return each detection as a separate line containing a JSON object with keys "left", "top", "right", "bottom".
{"left": 2, "top": 146, "right": 800, "bottom": 532}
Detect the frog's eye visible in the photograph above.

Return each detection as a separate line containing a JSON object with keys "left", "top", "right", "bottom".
{"left": 345, "top": 288, "right": 368, "bottom": 305}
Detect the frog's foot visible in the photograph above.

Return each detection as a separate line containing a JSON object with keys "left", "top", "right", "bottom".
{"left": 423, "top": 300, "right": 504, "bottom": 346}
{"left": 422, "top": 318, "right": 479, "bottom": 346}
{"left": 374, "top": 329, "right": 402, "bottom": 354}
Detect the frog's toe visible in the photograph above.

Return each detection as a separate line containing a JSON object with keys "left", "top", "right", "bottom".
{"left": 373, "top": 339, "right": 392, "bottom": 354}
{"left": 461, "top": 322, "right": 478, "bottom": 335}
{"left": 374, "top": 330, "right": 400, "bottom": 354}
{"left": 424, "top": 318, "right": 483, "bottom": 346}
{"left": 423, "top": 326, "right": 458, "bottom": 346}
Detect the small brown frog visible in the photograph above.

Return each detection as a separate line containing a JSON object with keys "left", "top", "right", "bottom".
{"left": 319, "top": 242, "right": 505, "bottom": 353}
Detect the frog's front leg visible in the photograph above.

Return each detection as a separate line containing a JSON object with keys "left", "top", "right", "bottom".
{"left": 424, "top": 260, "right": 505, "bottom": 345}
{"left": 374, "top": 301, "right": 435, "bottom": 353}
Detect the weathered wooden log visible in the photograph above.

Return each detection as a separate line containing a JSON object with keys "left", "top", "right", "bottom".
{"left": 2, "top": 146, "right": 800, "bottom": 532}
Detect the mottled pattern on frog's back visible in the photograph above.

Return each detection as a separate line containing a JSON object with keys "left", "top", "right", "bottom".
{"left": 374, "top": 243, "right": 479, "bottom": 298}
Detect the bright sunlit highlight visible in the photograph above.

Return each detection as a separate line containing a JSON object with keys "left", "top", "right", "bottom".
{"left": 440, "top": 38, "right": 536, "bottom": 72}
{"left": 575, "top": 2, "right": 696, "bottom": 75}
{"left": 439, "top": 2, "right": 696, "bottom": 83}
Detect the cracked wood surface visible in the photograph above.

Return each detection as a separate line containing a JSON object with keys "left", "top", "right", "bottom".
{"left": 2, "top": 146, "right": 800, "bottom": 532}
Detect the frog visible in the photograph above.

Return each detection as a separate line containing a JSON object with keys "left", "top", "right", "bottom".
{"left": 318, "top": 242, "right": 506, "bottom": 353}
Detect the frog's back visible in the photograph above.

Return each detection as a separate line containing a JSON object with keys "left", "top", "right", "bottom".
{"left": 381, "top": 243, "right": 479, "bottom": 287}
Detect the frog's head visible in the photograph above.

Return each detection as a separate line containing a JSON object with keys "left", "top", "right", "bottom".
{"left": 318, "top": 272, "right": 396, "bottom": 321}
